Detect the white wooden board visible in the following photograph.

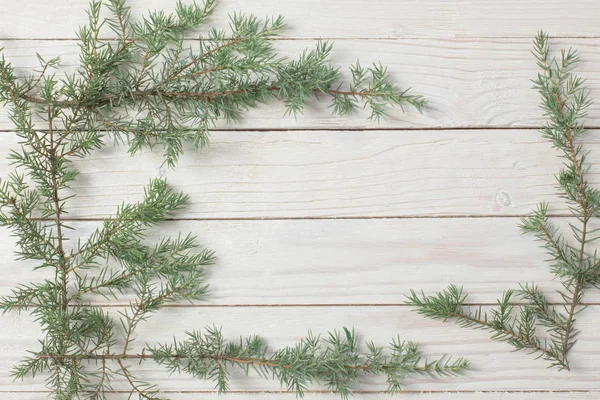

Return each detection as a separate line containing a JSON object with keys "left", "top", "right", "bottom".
{"left": 1, "top": 307, "right": 600, "bottom": 392}
{"left": 0, "top": 129, "right": 597, "bottom": 218}
{"left": 2, "top": 218, "right": 600, "bottom": 305}
{"left": 0, "top": 0, "right": 598, "bottom": 39}
{"left": 0, "top": 393, "right": 597, "bottom": 400}
{"left": 1, "top": 0, "right": 599, "bottom": 398}
{"left": 0, "top": 39, "right": 599, "bottom": 130}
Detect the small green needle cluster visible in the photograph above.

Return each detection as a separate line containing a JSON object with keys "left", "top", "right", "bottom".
{"left": 407, "top": 31, "right": 598, "bottom": 371}
{"left": 0, "top": 0, "right": 464, "bottom": 398}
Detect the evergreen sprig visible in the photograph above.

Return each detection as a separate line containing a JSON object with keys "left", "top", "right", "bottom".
{"left": 148, "top": 327, "right": 466, "bottom": 397}
{"left": 0, "top": 1, "right": 464, "bottom": 398}
{"left": 406, "top": 31, "right": 598, "bottom": 371}
{"left": 5, "top": 0, "right": 425, "bottom": 168}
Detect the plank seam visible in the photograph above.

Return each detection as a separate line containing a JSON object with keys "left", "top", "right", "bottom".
{"left": 0, "top": 389, "right": 597, "bottom": 394}
{"left": 1, "top": 127, "right": 600, "bottom": 133}
{"left": 2, "top": 36, "right": 600, "bottom": 41}
{"left": 22, "top": 215, "right": 585, "bottom": 222}
{"left": 50, "top": 303, "right": 600, "bottom": 308}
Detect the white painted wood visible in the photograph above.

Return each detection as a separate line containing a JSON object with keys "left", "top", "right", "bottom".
{"left": 1, "top": 0, "right": 600, "bottom": 397}
{"left": 1, "top": 307, "right": 599, "bottom": 392}
{"left": 0, "top": 393, "right": 596, "bottom": 400}
{"left": 0, "top": 129, "right": 596, "bottom": 218}
{"left": 0, "top": 0, "right": 598, "bottom": 39}
{"left": 2, "top": 219, "right": 600, "bottom": 305}
{"left": 1, "top": 39, "right": 599, "bottom": 130}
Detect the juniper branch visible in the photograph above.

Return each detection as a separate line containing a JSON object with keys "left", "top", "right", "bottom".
{"left": 5, "top": 0, "right": 424, "bottom": 167}
{"left": 35, "top": 327, "right": 468, "bottom": 398}
{"left": 406, "top": 286, "right": 565, "bottom": 368}
{"left": 407, "top": 31, "right": 599, "bottom": 371}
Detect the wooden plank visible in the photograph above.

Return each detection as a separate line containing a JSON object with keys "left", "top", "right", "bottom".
{"left": 0, "top": 129, "right": 597, "bottom": 218}
{"left": 0, "top": 392, "right": 596, "bottom": 399}
{"left": 1, "top": 306, "right": 599, "bottom": 391}
{"left": 2, "top": 218, "right": 600, "bottom": 305}
{"left": 1, "top": 39, "right": 599, "bottom": 130}
{"left": 0, "top": 0, "right": 599, "bottom": 39}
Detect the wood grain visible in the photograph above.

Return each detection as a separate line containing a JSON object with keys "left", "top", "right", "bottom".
{"left": 0, "top": 129, "right": 597, "bottom": 218}
{"left": 2, "top": 218, "right": 600, "bottom": 305}
{"left": 1, "top": 39, "right": 599, "bottom": 130}
{"left": 1, "top": 0, "right": 599, "bottom": 397}
{"left": 1, "top": 0, "right": 599, "bottom": 39}
{"left": 0, "top": 394, "right": 597, "bottom": 400}
{"left": 1, "top": 306, "right": 599, "bottom": 392}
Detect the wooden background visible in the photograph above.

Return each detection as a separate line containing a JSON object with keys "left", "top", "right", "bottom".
{"left": 0, "top": 0, "right": 599, "bottom": 398}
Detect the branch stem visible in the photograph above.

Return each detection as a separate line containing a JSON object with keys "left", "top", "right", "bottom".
{"left": 555, "top": 90, "right": 587, "bottom": 365}
{"left": 37, "top": 352, "right": 462, "bottom": 375}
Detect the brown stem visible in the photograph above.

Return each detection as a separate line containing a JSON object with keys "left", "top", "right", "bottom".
{"left": 562, "top": 279, "right": 582, "bottom": 356}
{"left": 117, "top": 359, "right": 154, "bottom": 400}
{"left": 169, "top": 65, "right": 226, "bottom": 82}
{"left": 71, "top": 254, "right": 168, "bottom": 300}
{"left": 66, "top": 217, "right": 124, "bottom": 272}
{"left": 8, "top": 198, "right": 61, "bottom": 269}
{"left": 90, "top": 358, "right": 107, "bottom": 399}
{"left": 152, "top": 36, "right": 248, "bottom": 89}
{"left": 43, "top": 103, "right": 75, "bottom": 390}
{"left": 36, "top": 352, "right": 455, "bottom": 375}
{"left": 525, "top": 289, "right": 567, "bottom": 330}
{"left": 22, "top": 59, "right": 54, "bottom": 96}
{"left": 92, "top": 111, "right": 157, "bottom": 137}
{"left": 19, "top": 84, "right": 388, "bottom": 109}
{"left": 122, "top": 294, "right": 146, "bottom": 356}
{"left": 449, "top": 312, "right": 563, "bottom": 367}
{"left": 540, "top": 223, "right": 570, "bottom": 267}
{"left": 555, "top": 92, "right": 587, "bottom": 364}
{"left": 47, "top": 108, "right": 69, "bottom": 314}
{"left": 134, "top": 48, "right": 152, "bottom": 88}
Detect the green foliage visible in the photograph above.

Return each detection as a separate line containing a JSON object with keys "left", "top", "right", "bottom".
{"left": 0, "top": 0, "right": 463, "bottom": 398}
{"left": 1, "top": 0, "right": 425, "bottom": 168}
{"left": 406, "top": 31, "right": 598, "bottom": 371}
{"left": 150, "top": 326, "right": 467, "bottom": 397}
